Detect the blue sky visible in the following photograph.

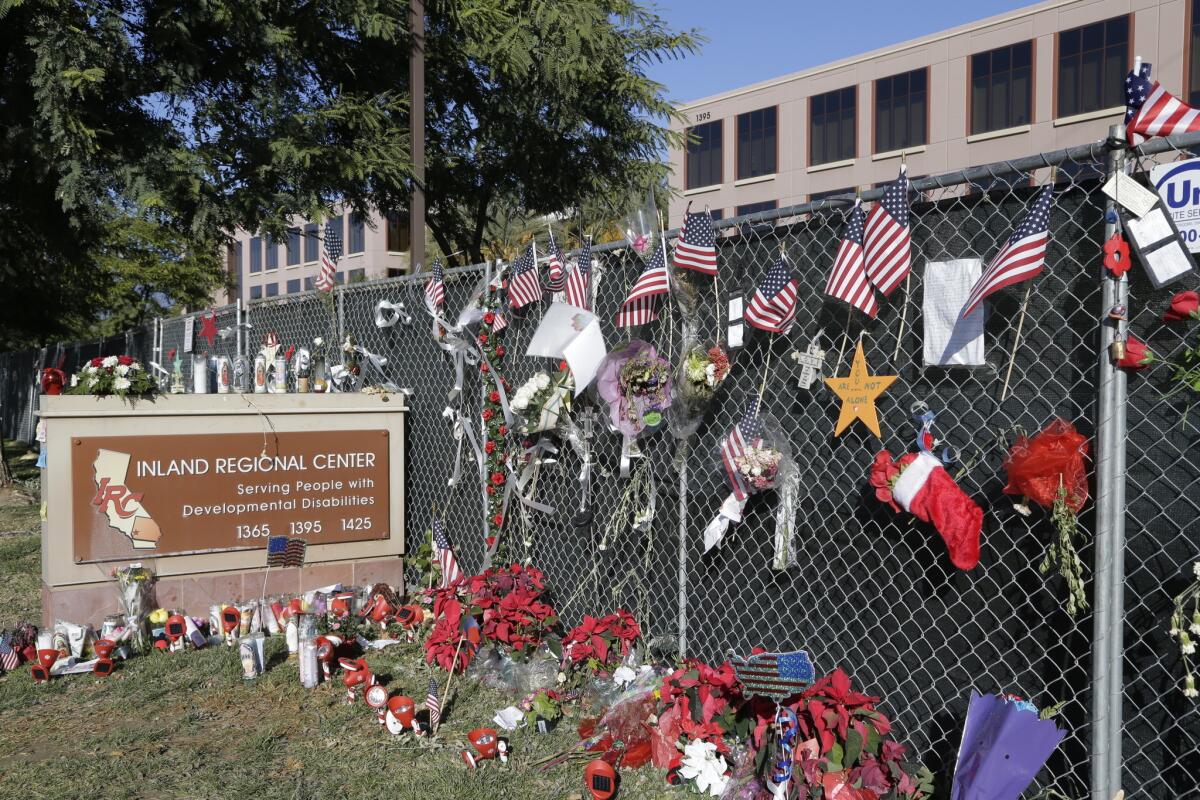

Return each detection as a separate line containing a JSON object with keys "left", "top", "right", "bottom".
{"left": 645, "top": 0, "right": 1032, "bottom": 104}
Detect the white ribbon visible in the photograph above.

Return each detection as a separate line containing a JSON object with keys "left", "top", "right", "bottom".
{"left": 703, "top": 493, "right": 748, "bottom": 552}
{"left": 374, "top": 299, "right": 412, "bottom": 328}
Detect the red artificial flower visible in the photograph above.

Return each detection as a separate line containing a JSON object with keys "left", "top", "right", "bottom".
{"left": 498, "top": 425, "right": 508, "bottom": 436}
{"left": 478, "top": 333, "right": 489, "bottom": 345}
{"left": 481, "top": 363, "right": 489, "bottom": 373}
{"left": 167, "top": 348, "right": 176, "bottom": 360}
{"left": 482, "top": 408, "right": 494, "bottom": 421}
{"left": 90, "top": 357, "right": 104, "bottom": 367}
{"left": 486, "top": 536, "right": 496, "bottom": 548}
{"left": 495, "top": 345, "right": 506, "bottom": 357}
{"left": 1117, "top": 335, "right": 1155, "bottom": 370}
{"left": 1164, "top": 290, "right": 1200, "bottom": 322}
{"left": 558, "top": 360, "right": 568, "bottom": 371}
{"left": 491, "top": 513, "right": 504, "bottom": 527}
{"left": 490, "top": 471, "right": 505, "bottom": 486}
{"left": 486, "top": 485, "right": 496, "bottom": 495}
{"left": 489, "top": 390, "right": 500, "bottom": 403}
{"left": 484, "top": 311, "right": 496, "bottom": 324}
{"left": 484, "top": 440, "right": 495, "bottom": 454}
{"left": 117, "top": 355, "right": 134, "bottom": 366}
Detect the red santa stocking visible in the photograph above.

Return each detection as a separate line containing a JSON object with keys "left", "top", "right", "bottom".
{"left": 891, "top": 452, "right": 982, "bottom": 570}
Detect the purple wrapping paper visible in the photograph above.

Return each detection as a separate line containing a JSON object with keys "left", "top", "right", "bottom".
{"left": 951, "top": 691, "right": 1067, "bottom": 800}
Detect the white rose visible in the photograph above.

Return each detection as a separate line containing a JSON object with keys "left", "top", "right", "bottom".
{"left": 115, "top": 364, "right": 129, "bottom": 376}
{"left": 113, "top": 377, "right": 131, "bottom": 391}
{"left": 86, "top": 365, "right": 98, "bottom": 375}
{"left": 535, "top": 373, "right": 550, "bottom": 389}
{"left": 102, "top": 356, "right": 118, "bottom": 368}
{"left": 70, "top": 375, "right": 79, "bottom": 387}
{"left": 512, "top": 396, "right": 528, "bottom": 411}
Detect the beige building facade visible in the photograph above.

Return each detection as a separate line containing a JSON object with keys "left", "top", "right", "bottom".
{"left": 668, "top": 0, "right": 1200, "bottom": 227}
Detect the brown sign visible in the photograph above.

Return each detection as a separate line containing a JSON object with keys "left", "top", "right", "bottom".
{"left": 71, "top": 430, "right": 390, "bottom": 562}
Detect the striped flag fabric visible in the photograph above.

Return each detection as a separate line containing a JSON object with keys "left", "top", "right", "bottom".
{"left": 432, "top": 518, "right": 462, "bottom": 588}
{"left": 316, "top": 221, "right": 342, "bottom": 292}
{"left": 616, "top": 238, "right": 669, "bottom": 327}
{"left": 962, "top": 185, "right": 1053, "bottom": 318}
{"left": 864, "top": 167, "right": 912, "bottom": 295}
{"left": 426, "top": 675, "right": 441, "bottom": 731}
{"left": 0, "top": 633, "right": 18, "bottom": 671}
{"left": 545, "top": 231, "right": 567, "bottom": 292}
{"left": 266, "top": 536, "right": 308, "bottom": 568}
{"left": 565, "top": 237, "right": 592, "bottom": 311}
{"left": 1125, "top": 61, "right": 1200, "bottom": 146}
{"left": 824, "top": 200, "right": 879, "bottom": 318}
{"left": 424, "top": 258, "right": 445, "bottom": 311}
{"left": 743, "top": 254, "right": 799, "bottom": 334}
{"left": 507, "top": 243, "right": 541, "bottom": 309}
{"left": 673, "top": 204, "right": 718, "bottom": 275}
{"left": 719, "top": 399, "right": 765, "bottom": 502}
{"left": 731, "top": 649, "right": 815, "bottom": 701}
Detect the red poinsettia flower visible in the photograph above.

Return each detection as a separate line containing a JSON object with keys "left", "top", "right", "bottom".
{"left": 423, "top": 599, "right": 476, "bottom": 673}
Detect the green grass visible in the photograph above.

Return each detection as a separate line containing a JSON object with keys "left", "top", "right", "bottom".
{"left": 0, "top": 451, "right": 678, "bottom": 800}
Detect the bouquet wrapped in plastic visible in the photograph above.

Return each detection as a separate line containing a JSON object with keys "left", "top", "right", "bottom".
{"left": 511, "top": 366, "right": 573, "bottom": 436}
{"left": 952, "top": 692, "right": 1066, "bottom": 800}
{"left": 113, "top": 564, "right": 156, "bottom": 654}
{"left": 704, "top": 399, "right": 793, "bottom": 552}
{"left": 596, "top": 340, "right": 673, "bottom": 475}
{"left": 670, "top": 339, "right": 732, "bottom": 439}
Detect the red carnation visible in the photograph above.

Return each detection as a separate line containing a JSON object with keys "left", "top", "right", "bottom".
{"left": 117, "top": 355, "right": 134, "bottom": 366}
{"left": 1163, "top": 290, "right": 1200, "bottom": 322}
{"left": 499, "top": 425, "right": 508, "bottom": 436}
{"left": 558, "top": 360, "right": 568, "bottom": 371}
{"left": 486, "top": 536, "right": 496, "bottom": 548}
{"left": 90, "top": 357, "right": 104, "bottom": 367}
{"left": 489, "top": 390, "right": 500, "bottom": 403}
{"left": 478, "top": 333, "right": 489, "bottom": 345}
{"left": 481, "top": 363, "right": 490, "bottom": 373}
{"left": 485, "top": 440, "right": 495, "bottom": 454}
{"left": 491, "top": 513, "right": 504, "bottom": 527}
{"left": 484, "top": 311, "right": 495, "bottom": 324}
{"left": 491, "top": 472, "right": 505, "bottom": 486}
{"left": 495, "top": 345, "right": 506, "bottom": 357}
{"left": 482, "top": 408, "right": 494, "bottom": 421}
{"left": 486, "top": 486, "right": 496, "bottom": 495}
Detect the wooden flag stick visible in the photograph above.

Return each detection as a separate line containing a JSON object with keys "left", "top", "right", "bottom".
{"left": 438, "top": 635, "right": 467, "bottom": 732}
{"left": 835, "top": 305, "right": 854, "bottom": 367}
{"left": 1000, "top": 283, "right": 1033, "bottom": 402}
{"left": 758, "top": 334, "right": 776, "bottom": 402}
{"left": 892, "top": 271, "right": 912, "bottom": 362}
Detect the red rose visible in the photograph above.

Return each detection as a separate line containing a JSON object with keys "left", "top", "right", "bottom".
{"left": 486, "top": 536, "right": 496, "bottom": 548}
{"left": 90, "top": 357, "right": 103, "bottom": 367}
{"left": 481, "top": 363, "right": 489, "bottom": 373}
{"left": 485, "top": 440, "right": 495, "bottom": 454}
{"left": 489, "top": 390, "right": 500, "bottom": 402}
{"left": 1117, "top": 335, "right": 1155, "bottom": 370}
{"left": 491, "top": 472, "right": 505, "bottom": 486}
{"left": 486, "top": 486, "right": 496, "bottom": 495}
{"left": 499, "top": 425, "right": 508, "bottom": 436}
{"left": 1163, "top": 290, "right": 1200, "bottom": 322}
{"left": 117, "top": 355, "right": 134, "bottom": 366}
{"left": 495, "top": 346, "right": 506, "bottom": 357}
{"left": 491, "top": 513, "right": 504, "bottom": 526}
{"left": 482, "top": 408, "right": 494, "bottom": 421}
{"left": 484, "top": 311, "right": 496, "bottom": 324}
{"left": 558, "top": 360, "right": 568, "bottom": 371}
{"left": 478, "top": 333, "right": 489, "bottom": 345}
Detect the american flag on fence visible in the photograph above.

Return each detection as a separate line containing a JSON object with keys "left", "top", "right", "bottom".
{"left": 507, "top": 243, "right": 541, "bottom": 309}
{"left": 824, "top": 200, "right": 878, "bottom": 318}
{"left": 962, "top": 184, "right": 1053, "bottom": 318}
{"left": 426, "top": 675, "right": 441, "bottom": 730}
{"left": 424, "top": 258, "right": 445, "bottom": 311}
{"left": 743, "top": 254, "right": 798, "bottom": 334}
{"left": 0, "top": 633, "right": 18, "bottom": 671}
{"left": 720, "top": 398, "right": 765, "bottom": 502}
{"left": 616, "top": 238, "right": 669, "bottom": 327}
{"left": 565, "top": 237, "right": 592, "bottom": 311}
{"left": 1125, "top": 61, "right": 1200, "bottom": 146}
{"left": 673, "top": 204, "right": 718, "bottom": 275}
{"left": 864, "top": 167, "right": 912, "bottom": 295}
{"left": 545, "top": 231, "right": 567, "bottom": 292}
{"left": 731, "top": 649, "right": 815, "bottom": 701}
{"left": 266, "top": 535, "right": 307, "bottom": 568}
{"left": 317, "top": 221, "right": 342, "bottom": 292}
{"left": 432, "top": 518, "right": 462, "bottom": 587}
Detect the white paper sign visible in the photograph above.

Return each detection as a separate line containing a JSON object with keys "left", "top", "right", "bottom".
{"left": 183, "top": 316, "right": 195, "bottom": 354}
{"left": 1151, "top": 156, "right": 1200, "bottom": 252}
{"left": 526, "top": 303, "right": 607, "bottom": 395}
{"left": 1126, "top": 208, "right": 1198, "bottom": 288}
{"left": 1102, "top": 171, "right": 1159, "bottom": 218}
{"left": 923, "top": 259, "right": 986, "bottom": 367}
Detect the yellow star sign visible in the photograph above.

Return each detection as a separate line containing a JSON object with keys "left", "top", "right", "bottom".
{"left": 825, "top": 342, "right": 897, "bottom": 438}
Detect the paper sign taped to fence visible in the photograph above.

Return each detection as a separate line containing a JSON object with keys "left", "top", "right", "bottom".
{"left": 1126, "top": 207, "right": 1197, "bottom": 287}
{"left": 923, "top": 259, "right": 986, "bottom": 367}
{"left": 1101, "top": 172, "right": 1159, "bottom": 218}
{"left": 1152, "top": 156, "right": 1200, "bottom": 252}
{"left": 526, "top": 303, "right": 607, "bottom": 395}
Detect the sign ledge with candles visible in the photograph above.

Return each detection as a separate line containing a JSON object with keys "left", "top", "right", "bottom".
{"left": 36, "top": 393, "right": 407, "bottom": 630}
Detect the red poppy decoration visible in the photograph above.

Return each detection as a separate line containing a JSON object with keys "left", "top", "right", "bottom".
{"left": 1102, "top": 233, "right": 1131, "bottom": 278}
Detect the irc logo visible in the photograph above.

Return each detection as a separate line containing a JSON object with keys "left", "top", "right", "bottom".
{"left": 91, "top": 448, "right": 161, "bottom": 549}
{"left": 91, "top": 477, "right": 144, "bottom": 519}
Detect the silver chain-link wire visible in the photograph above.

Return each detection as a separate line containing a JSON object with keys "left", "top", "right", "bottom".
{"left": 3, "top": 134, "right": 1199, "bottom": 797}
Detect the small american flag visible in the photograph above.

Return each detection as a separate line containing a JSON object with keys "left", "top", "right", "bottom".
{"left": 565, "top": 237, "right": 592, "bottom": 311}
{"left": 507, "top": 243, "right": 541, "bottom": 309}
{"left": 731, "top": 649, "right": 815, "bottom": 701}
{"left": 864, "top": 167, "right": 912, "bottom": 295}
{"left": 545, "top": 231, "right": 567, "bottom": 292}
{"left": 720, "top": 398, "right": 765, "bottom": 502}
{"left": 743, "top": 254, "right": 798, "bottom": 334}
{"left": 424, "top": 258, "right": 445, "bottom": 311}
{"left": 824, "top": 200, "right": 878, "bottom": 318}
{"left": 266, "top": 535, "right": 307, "bottom": 568}
{"left": 317, "top": 221, "right": 342, "bottom": 292}
{"left": 963, "top": 185, "right": 1052, "bottom": 317}
{"left": 426, "top": 675, "right": 441, "bottom": 730}
{"left": 1126, "top": 61, "right": 1200, "bottom": 146}
{"left": 432, "top": 518, "right": 462, "bottom": 587}
{"left": 673, "top": 204, "right": 718, "bottom": 275}
{"left": 616, "top": 237, "right": 669, "bottom": 327}
{"left": 0, "top": 633, "right": 18, "bottom": 671}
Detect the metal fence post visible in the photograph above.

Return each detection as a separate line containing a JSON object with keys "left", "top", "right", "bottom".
{"left": 1092, "top": 123, "right": 1128, "bottom": 800}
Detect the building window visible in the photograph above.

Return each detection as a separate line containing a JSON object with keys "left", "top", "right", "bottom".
{"left": 266, "top": 283, "right": 279, "bottom": 297}
{"left": 736, "top": 107, "right": 777, "bottom": 180}
{"left": 1057, "top": 15, "right": 1129, "bottom": 118}
{"left": 685, "top": 120, "right": 722, "bottom": 189}
{"left": 348, "top": 268, "right": 366, "bottom": 283}
{"left": 233, "top": 241, "right": 243, "bottom": 275}
{"left": 708, "top": 209, "right": 724, "bottom": 221}
{"left": 736, "top": 200, "right": 777, "bottom": 217}
{"left": 335, "top": 272, "right": 346, "bottom": 285}
{"left": 303, "top": 276, "right": 315, "bottom": 291}
{"left": 303, "top": 222, "right": 319, "bottom": 262}
{"left": 326, "top": 214, "right": 343, "bottom": 249}
{"left": 875, "top": 69, "right": 927, "bottom": 153}
{"left": 348, "top": 213, "right": 366, "bottom": 254}
{"left": 286, "top": 227, "right": 301, "bottom": 266}
{"left": 286, "top": 279, "right": 301, "bottom": 293}
{"left": 265, "top": 236, "right": 278, "bottom": 270}
{"left": 386, "top": 211, "right": 410, "bottom": 253}
{"left": 250, "top": 285, "right": 263, "bottom": 300}
{"left": 248, "top": 236, "right": 262, "bottom": 274}
{"left": 970, "top": 41, "right": 1032, "bottom": 135}
{"left": 810, "top": 87, "right": 856, "bottom": 166}
{"left": 1192, "top": 0, "right": 1200, "bottom": 105}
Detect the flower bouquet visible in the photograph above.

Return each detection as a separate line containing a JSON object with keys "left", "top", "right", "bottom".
{"left": 1001, "top": 418, "right": 1090, "bottom": 616}
{"left": 704, "top": 399, "right": 792, "bottom": 551}
{"left": 113, "top": 564, "right": 157, "bottom": 654}
{"left": 951, "top": 692, "right": 1066, "bottom": 800}
{"left": 560, "top": 609, "right": 641, "bottom": 675}
{"left": 1168, "top": 560, "right": 1200, "bottom": 700}
{"left": 69, "top": 356, "right": 158, "bottom": 399}
{"left": 511, "top": 367, "right": 573, "bottom": 436}
{"left": 670, "top": 341, "right": 732, "bottom": 439}
{"left": 869, "top": 450, "right": 983, "bottom": 571}
{"left": 596, "top": 340, "right": 672, "bottom": 473}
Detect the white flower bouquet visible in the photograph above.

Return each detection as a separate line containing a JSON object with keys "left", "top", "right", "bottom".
{"left": 511, "top": 367, "right": 573, "bottom": 435}
{"left": 69, "top": 355, "right": 158, "bottom": 399}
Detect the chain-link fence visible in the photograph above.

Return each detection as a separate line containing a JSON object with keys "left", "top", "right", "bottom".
{"left": 3, "top": 132, "right": 1199, "bottom": 798}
